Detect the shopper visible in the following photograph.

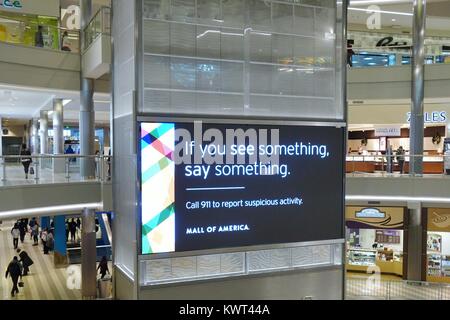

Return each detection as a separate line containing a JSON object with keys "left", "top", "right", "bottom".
{"left": 47, "top": 230, "right": 54, "bottom": 252}
{"left": 61, "top": 31, "right": 71, "bottom": 51}
{"left": 41, "top": 228, "right": 48, "bottom": 254}
{"left": 97, "top": 256, "right": 110, "bottom": 279}
{"left": 18, "top": 219, "right": 26, "bottom": 244}
{"left": 20, "top": 144, "right": 32, "bottom": 179}
{"left": 11, "top": 224, "right": 20, "bottom": 249}
{"left": 17, "top": 249, "right": 33, "bottom": 276}
{"left": 5, "top": 256, "right": 22, "bottom": 297}
{"left": 29, "top": 218, "right": 36, "bottom": 240}
{"left": 347, "top": 40, "right": 355, "bottom": 67}
{"left": 396, "top": 146, "right": 406, "bottom": 174}
{"left": 31, "top": 222, "right": 39, "bottom": 246}
{"left": 69, "top": 218, "right": 77, "bottom": 243}
{"left": 35, "top": 25, "right": 44, "bottom": 47}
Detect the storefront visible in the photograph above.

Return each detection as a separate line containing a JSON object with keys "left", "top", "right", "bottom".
{"left": 0, "top": 0, "right": 61, "bottom": 49}
{"left": 426, "top": 208, "right": 450, "bottom": 283}
{"left": 346, "top": 206, "right": 407, "bottom": 278}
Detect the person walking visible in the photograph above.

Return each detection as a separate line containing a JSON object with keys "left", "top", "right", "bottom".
{"left": 46, "top": 230, "right": 54, "bottom": 252}
{"left": 69, "top": 218, "right": 77, "bottom": 243}
{"left": 17, "top": 249, "right": 33, "bottom": 276}
{"left": 35, "top": 25, "right": 44, "bottom": 47}
{"left": 18, "top": 220, "right": 26, "bottom": 244}
{"left": 20, "top": 144, "right": 32, "bottom": 179}
{"left": 97, "top": 256, "right": 110, "bottom": 279}
{"left": 5, "top": 256, "right": 22, "bottom": 297}
{"left": 31, "top": 222, "right": 39, "bottom": 246}
{"left": 61, "top": 30, "right": 71, "bottom": 51}
{"left": 41, "top": 228, "right": 48, "bottom": 254}
{"left": 396, "top": 146, "right": 406, "bottom": 174}
{"left": 29, "top": 218, "right": 36, "bottom": 240}
{"left": 11, "top": 224, "right": 20, "bottom": 249}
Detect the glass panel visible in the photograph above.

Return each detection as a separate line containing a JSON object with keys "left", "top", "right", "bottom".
{"left": 196, "top": 59, "right": 221, "bottom": 91}
{"left": 171, "top": 0, "right": 196, "bottom": 22}
{"left": 221, "top": 28, "right": 244, "bottom": 60}
{"left": 272, "top": 3, "right": 293, "bottom": 34}
{"left": 143, "top": 0, "right": 171, "bottom": 19}
{"left": 197, "top": 0, "right": 221, "bottom": 22}
{"left": 250, "top": 32, "right": 272, "bottom": 62}
{"left": 143, "top": 55, "right": 170, "bottom": 88}
{"left": 272, "top": 34, "right": 293, "bottom": 64}
{"left": 249, "top": 0, "right": 271, "bottom": 31}
{"left": 143, "top": 20, "right": 170, "bottom": 54}
{"left": 294, "top": 5, "right": 314, "bottom": 36}
{"left": 221, "top": 0, "right": 245, "bottom": 27}
{"left": 170, "top": 23, "right": 195, "bottom": 56}
{"left": 171, "top": 58, "right": 196, "bottom": 89}
{"left": 196, "top": 26, "right": 220, "bottom": 59}
{"left": 221, "top": 61, "right": 243, "bottom": 93}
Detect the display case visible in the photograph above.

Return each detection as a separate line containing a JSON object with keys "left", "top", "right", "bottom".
{"left": 441, "top": 256, "right": 450, "bottom": 277}
{"left": 347, "top": 248, "right": 376, "bottom": 266}
{"left": 427, "top": 254, "right": 442, "bottom": 276}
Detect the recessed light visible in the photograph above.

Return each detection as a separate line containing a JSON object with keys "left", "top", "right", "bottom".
{"left": 392, "top": 18, "right": 396, "bottom": 22}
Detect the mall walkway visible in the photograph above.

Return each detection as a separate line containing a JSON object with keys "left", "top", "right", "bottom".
{"left": 0, "top": 221, "right": 81, "bottom": 300}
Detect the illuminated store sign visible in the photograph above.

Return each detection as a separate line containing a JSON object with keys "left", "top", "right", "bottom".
{"left": 374, "top": 127, "right": 401, "bottom": 137}
{"left": 407, "top": 111, "right": 447, "bottom": 124}
{"left": 0, "top": 0, "right": 22, "bottom": 9}
{"left": 139, "top": 121, "right": 344, "bottom": 254}
{"left": 355, "top": 208, "right": 386, "bottom": 218}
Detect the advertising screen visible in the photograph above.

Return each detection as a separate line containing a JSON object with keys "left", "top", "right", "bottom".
{"left": 140, "top": 121, "right": 344, "bottom": 255}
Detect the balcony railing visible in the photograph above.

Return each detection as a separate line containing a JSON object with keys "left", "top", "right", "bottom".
{"left": 347, "top": 276, "right": 450, "bottom": 300}
{"left": 0, "top": 154, "right": 111, "bottom": 186}
{"left": 346, "top": 154, "right": 450, "bottom": 177}
{"left": 0, "top": 15, "right": 80, "bottom": 53}
{"left": 83, "top": 6, "right": 111, "bottom": 51}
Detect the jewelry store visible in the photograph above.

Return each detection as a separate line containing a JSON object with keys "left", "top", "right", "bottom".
{"left": 346, "top": 206, "right": 407, "bottom": 278}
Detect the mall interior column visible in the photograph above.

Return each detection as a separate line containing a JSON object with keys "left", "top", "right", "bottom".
{"left": 53, "top": 99, "right": 65, "bottom": 173}
{"left": 31, "top": 118, "right": 39, "bottom": 155}
{"left": 80, "top": 0, "right": 96, "bottom": 179}
{"left": 406, "top": 201, "right": 425, "bottom": 281}
{"left": 81, "top": 208, "right": 97, "bottom": 299}
{"left": 39, "top": 111, "right": 48, "bottom": 155}
{"left": 54, "top": 215, "right": 68, "bottom": 267}
{"left": 409, "top": 0, "right": 427, "bottom": 175}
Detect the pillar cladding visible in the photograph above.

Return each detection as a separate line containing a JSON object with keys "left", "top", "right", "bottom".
{"left": 31, "top": 118, "right": 39, "bottom": 155}
{"left": 407, "top": 202, "right": 425, "bottom": 281}
{"left": 54, "top": 215, "right": 68, "bottom": 268}
{"left": 39, "top": 111, "right": 49, "bottom": 155}
{"left": 81, "top": 208, "right": 97, "bottom": 299}
{"left": 80, "top": 0, "right": 96, "bottom": 179}
{"left": 53, "top": 99, "right": 65, "bottom": 173}
{"left": 409, "top": 0, "right": 427, "bottom": 175}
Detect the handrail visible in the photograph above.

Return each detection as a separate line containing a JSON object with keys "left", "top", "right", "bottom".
{"left": 82, "top": 6, "right": 111, "bottom": 52}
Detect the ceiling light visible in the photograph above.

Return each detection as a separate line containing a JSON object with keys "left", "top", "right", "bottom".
{"left": 348, "top": 7, "right": 413, "bottom": 16}
{"left": 63, "top": 99, "right": 72, "bottom": 106}
{"left": 392, "top": 19, "right": 396, "bottom": 22}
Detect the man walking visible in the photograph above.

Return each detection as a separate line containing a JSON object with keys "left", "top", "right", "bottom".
{"left": 5, "top": 256, "right": 22, "bottom": 297}
{"left": 17, "top": 249, "right": 33, "bottom": 276}
{"left": 11, "top": 224, "right": 20, "bottom": 249}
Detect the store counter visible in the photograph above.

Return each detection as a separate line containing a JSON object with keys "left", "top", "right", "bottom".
{"left": 346, "top": 248, "right": 403, "bottom": 276}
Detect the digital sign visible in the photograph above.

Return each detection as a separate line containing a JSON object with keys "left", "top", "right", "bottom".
{"left": 139, "top": 122, "right": 344, "bottom": 254}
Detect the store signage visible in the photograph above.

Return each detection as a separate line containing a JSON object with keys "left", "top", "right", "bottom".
{"left": 376, "top": 36, "right": 410, "bottom": 48}
{"left": 407, "top": 111, "right": 447, "bottom": 124}
{"left": 374, "top": 127, "right": 401, "bottom": 137}
{"left": 428, "top": 209, "right": 450, "bottom": 231}
{"left": 0, "top": 0, "right": 22, "bottom": 9}
{"left": 61, "top": 5, "right": 80, "bottom": 30}
{"left": 355, "top": 208, "right": 386, "bottom": 219}
{"left": 140, "top": 122, "right": 344, "bottom": 254}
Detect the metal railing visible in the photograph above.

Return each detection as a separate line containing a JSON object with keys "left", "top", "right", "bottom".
{"left": 346, "top": 276, "right": 450, "bottom": 300}
{"left": 349, "top": 44, "right": 450, "bottom": 68}
{"left": 0, "top": 154, "right": 112, "bottom": 185}
{"left": 0, "top": 15, "right": 80, "bottom": 53}
{"left": 346, "top": 154, "right": 450, "bottom": 176}
{"left": 83, "top": 6, "right": 111, "bottom": 51}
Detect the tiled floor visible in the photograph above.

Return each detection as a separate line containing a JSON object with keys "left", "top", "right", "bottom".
{"left": 0, "top": 221, "right": 82, "bottom": 300}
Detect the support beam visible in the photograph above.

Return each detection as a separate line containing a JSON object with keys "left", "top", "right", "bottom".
{"left": 31, "top": 118, "right": 39, "bottom": 155}
{"left": 81, "top": 208, "right": 97, "bottom": 299}
{"left": 406, "top": 201, "right": 425, "bottom": 281}
{"left": 39, "top": 111, "right": 49, "bottom": 155}
{"left": 53, "top": 99, "right": 65, "bottom": 174}
{"left": 409, "top": 0, "right": 427, "bottom": 175}
{"left": 80, "top": 0, "right": 96, "bottom": 179}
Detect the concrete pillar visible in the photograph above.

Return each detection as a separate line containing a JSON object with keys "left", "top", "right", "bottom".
{"left": 81, "top": 208, "right": 97, "bottom": 299}
{"left": 80, "top": 0, "right": 96, "bottom": 179}
{"left": 39, "top": 111, "right": 49, "bottom": 154}
{"left": 31, "top": 118, "right": 39, "bottom": 155}
{"left": 54, "top": 215, "right": 68, "bottom": 267}
{"left": 409, "top": 0, "right": 427, "bottom": 175}
{"left": 406, "top": 201, "right": 425, "bottom": 281}
{"left": 53, "top": 99, "right": 65, "bottom": 173}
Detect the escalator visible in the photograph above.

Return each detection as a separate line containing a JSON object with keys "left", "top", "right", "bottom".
{"left": 66, "top": 212, "right": 112, "bottom": 264}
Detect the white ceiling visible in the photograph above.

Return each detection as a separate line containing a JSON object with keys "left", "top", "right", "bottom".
{"left": 0, "top": 85, "right": 111, "bottom": 124}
